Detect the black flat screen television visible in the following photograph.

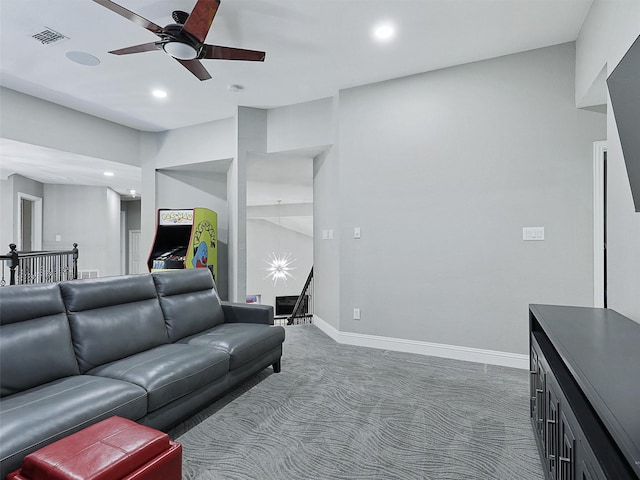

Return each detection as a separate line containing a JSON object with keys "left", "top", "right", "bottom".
{"left": 607, "top": 34, "right": 640, "bottom": 212}
{"left": 275, "top": 295, "right": 308, "bottom": 316}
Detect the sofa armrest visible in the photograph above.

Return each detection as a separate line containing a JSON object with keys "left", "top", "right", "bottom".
{"left": 221, "top": 302, "right": 274, "bottom": 325}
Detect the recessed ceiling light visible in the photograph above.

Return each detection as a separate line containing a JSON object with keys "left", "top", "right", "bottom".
{"left": 65, "top": 51, "right": 101, "bottom": 66}
{"left": 373, "top": 23, "right": 395, "bottom": 41}
{"left": 103, "top": 171, "right": 114, "bottom": 177}
{"left": 152, "top": 89, "right": 167, "bottom": 99}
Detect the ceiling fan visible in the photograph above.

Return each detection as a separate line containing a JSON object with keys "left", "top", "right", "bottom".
{"left": 92, "top": 0, "right": 266, "bottom": 81}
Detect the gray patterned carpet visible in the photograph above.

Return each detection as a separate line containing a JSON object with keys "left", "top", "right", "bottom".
{"left": 169, "top": 325, "right": 544, "bottom": 480}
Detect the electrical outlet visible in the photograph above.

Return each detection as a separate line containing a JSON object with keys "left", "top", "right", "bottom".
{"left": 353, "top": 308, "right": 361, "bottom": 320}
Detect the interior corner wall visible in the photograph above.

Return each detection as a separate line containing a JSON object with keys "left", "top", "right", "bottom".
{"left": 43, "top": 184, "right": 121, "bottom": 277}
{"left": 577, "top": 0, "right": 640, "bottom": 322}
{"left": 336, "top": 43, "right": 606, "bottom": 355}
{"left": 246, "top": 219, "right": 313, "bottom": 309}
{"left": 575, "top": 0, "right": 640, "bottom": 106}
{"left": 313, "top": 144, "right": 341, "bottom": 330}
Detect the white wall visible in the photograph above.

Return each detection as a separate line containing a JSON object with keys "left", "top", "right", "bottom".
{"left": 43, "top": 184, "right": 121, "bottom": 277}
{"left": 153, "top": 117, "right": 235, "bottom": 169}
{"left": 229, "top": 108, "right": 267, "bottom": 302}
{"left": 246, "top": 219, "right": 313, "bottom": 309}
{"left": 314, "top": 43, "right": 606, "bottom": 355}
{"left": 576, "top": 0, "right": 640, "bottom": 322}
{"left": 267, "top": 98, "right": 334, "bottom": 153}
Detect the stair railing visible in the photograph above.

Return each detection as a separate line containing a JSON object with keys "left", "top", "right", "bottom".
{"left": 287, "top": 266, "right": 313, "bottom": 325}
{"left": 0, "top": 243, "right": 78, "bottom": 286}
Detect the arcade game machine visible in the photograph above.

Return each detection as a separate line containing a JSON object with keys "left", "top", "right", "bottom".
{"left": 147, "top": 208, "right": 218, "bottom": 281}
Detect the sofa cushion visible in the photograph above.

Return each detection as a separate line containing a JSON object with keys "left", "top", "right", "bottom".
{"left": 60, "top": 275, "right": 169, "bottom": 373}
{"left": 0, "top": 376, "right": 147, "bottom": 479}
{"left": 152, "top": 269, "right": 225, "bottom": 342}
{"left": 0, "top": 284, "right": 79, "bottom": 397}
{"left": 179, "top": 323, "right": 285, "bottom": 370}
{"left": 88, "top": 344, "right": 230, "bottom": 412}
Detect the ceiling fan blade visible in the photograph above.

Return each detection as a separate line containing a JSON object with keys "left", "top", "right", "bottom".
{"left": 182, "top": 0, "right": 220, "bottom": 43}
{"left": 109, "top": 42, "right": 161, "bottom": 55}
{"left": 92, "top": 0, "right": 163, "bottom": 34}
{"left": 175, "top": 58, "right": 212, "bottom": 81}
{"left": 202, "top": 45, "right": 266, "bottom": 61}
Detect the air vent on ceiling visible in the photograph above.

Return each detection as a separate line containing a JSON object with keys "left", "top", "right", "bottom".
{"left": 31, "top": 27, "right": 68, "bottom": 45}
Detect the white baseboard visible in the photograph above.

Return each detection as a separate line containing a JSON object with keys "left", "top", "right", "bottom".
{"left": 313, "top": 315, "right": 529, "bottom": 370}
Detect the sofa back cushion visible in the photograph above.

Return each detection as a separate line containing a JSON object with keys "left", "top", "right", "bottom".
{"left": 60, "top": 274, "right": 169, "bottom": 373}
{"left": 152, "top": 269, "right": 225, "bottom": 342}
{"left": 0, "top": 283, "right": 79, "bottom": 397}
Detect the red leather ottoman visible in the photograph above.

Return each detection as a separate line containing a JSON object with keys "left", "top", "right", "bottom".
{"left": 7, "top": 417, "right": 181, "bottom": 480}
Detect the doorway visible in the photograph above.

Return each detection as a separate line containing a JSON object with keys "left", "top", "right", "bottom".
{"left": 593, "top": 141, "right": 607, "bottom": 308}
{"left": 17, "top": 193, "right": 42, "bottom": 251}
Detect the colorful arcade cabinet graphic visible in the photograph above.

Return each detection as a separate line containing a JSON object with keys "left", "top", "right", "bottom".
{"left": 148, "top": 208, "right": 218, "bottom": 280}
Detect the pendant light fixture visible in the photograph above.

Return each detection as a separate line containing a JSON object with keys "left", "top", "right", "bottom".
{"left": 264, "top": 200, "right": 296, "bottom": 285}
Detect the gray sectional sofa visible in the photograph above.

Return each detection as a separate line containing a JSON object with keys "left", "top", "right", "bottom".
{"left": 0, "top": 268, "right": 285, "bottom": 478}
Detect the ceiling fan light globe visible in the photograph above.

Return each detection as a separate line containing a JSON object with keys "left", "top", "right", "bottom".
{"left": 163, "top": 41, "right": 198, "bottom": 60}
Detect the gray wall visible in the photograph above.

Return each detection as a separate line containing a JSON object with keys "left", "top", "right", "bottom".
{"left": 246, "top": 219, "right": 313, "bottom": 309}
{"left": 0, "top": 174, "right": 44, "bottom": 252}
{"left": 43, "top": 184, "right": 121, "bottom": 277}
{"left": 314, "top": 43, "right": 606, "bottom": 354}
{"left": 0, "top": 87, "right": 140, "bottom": 167}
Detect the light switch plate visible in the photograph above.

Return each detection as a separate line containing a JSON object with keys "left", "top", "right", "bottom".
{"left": 354, "top": 227, "right": 361, "bottom": 239}
{"left": 523, "top": 227, "right": 545, "bottom": 241}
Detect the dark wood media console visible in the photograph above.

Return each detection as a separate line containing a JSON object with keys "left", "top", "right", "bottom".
{"left": 529, "top": 304, "right": 640, "bottom": 480}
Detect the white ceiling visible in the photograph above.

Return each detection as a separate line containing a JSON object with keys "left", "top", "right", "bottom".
{"left": 0, "top": 0, "right": 594, "bottom": 202}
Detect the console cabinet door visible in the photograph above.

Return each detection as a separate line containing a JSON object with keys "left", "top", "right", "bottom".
{"left": 559, "top": 411, "right": 575, "bottom": 480}
{"left": 531, "top": 346, "right": 539, "bottom": 419}
{"left": 576, "top": 442, "right": 605, "bottom": 480}
{"left": 546, "top": 384, "right": 560, "bottom": 479}
{"left": 531, "top": 340, "right": 547, "bottom": 451}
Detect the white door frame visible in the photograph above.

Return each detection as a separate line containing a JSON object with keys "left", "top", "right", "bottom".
{"left": 593, "top": 141, "right": 607, "bottom": 308}
{"left": 16, "top": 192, "right": 42, "bottom": 251}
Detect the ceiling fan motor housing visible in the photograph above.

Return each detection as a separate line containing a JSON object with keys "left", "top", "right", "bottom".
{"left": 160, "top": 24, "right": 203, "bottom": 60}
